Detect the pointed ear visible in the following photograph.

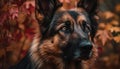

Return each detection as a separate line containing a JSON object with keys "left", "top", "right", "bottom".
{"left": 35, "top": 0, "right": 62, "bottom": 35}
{"left": 77, "top": 0, "right": 98, "bottom": 14}
{"left": 77, "top": 0, "right": 99, "bottom": 40}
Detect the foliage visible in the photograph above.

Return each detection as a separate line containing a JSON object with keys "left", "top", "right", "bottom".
{"left": 0, "top": 0, "right": 37, "bottom": 69}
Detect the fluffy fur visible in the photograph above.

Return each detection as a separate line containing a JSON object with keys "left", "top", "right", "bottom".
{"left": 30, "top": 33, "right": 98, "bottom": 69}
{"left": 11, "top": 0, "right": 98, "bottom": 69}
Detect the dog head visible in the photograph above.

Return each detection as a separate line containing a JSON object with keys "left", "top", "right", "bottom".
{"left": 35, "top": 0, "right": 98, "bottom": 61}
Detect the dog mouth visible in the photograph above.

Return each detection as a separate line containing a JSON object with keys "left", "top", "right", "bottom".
{"left": 62, "top": 51, "right": 92, "bottom": 61}
{"left": 80, "top": 51, "right": 92, "bottom": 60}
{"left": 74, "top": 50, "right": 93, "bottom": 61}
{"left": 62, "top": 43, "right": 93, "bottom": 61}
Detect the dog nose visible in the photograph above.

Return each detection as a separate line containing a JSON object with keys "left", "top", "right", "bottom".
{"left": 79, "top": 40, "right": 93, "bottom": 60}
{"left": 79, "top": 40, "right": 93, "bottom": 50}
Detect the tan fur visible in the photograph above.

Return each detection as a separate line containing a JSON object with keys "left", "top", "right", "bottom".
{"left": 30, "top": 32, "right": 98, "bottom": 69}
{"left": 30, "top": 1, "right": 98, "bottom": 68}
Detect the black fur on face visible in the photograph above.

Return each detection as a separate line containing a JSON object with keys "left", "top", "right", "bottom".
{"left": 42, "top": 9, "right": 93, "bottom": 60}
{"left": 35, "top": 0, "right": 98, "bottom": 61}
{"left": 35, "top": 0, "right": 98, "bottom": 39}
{"left": 11, "top": 1, "right": 99, "bottom": 69}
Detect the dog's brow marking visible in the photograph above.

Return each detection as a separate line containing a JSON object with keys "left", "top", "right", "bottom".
{"left": 67, "top": 11, "right": 79, "bottom": 21}
{"left": 61, "top": 13, "right": 74, "bottom": 22}
{"left": 77, "top": 15, "right": 87, "bottom": 24}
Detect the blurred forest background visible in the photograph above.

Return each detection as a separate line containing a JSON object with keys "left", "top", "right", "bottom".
{"left": 0, "top": 0, "right": 120, "bottom": 69}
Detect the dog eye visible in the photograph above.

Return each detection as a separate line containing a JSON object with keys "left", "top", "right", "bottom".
{"left": 60, "top": 26, "right": 70, "bottom": 33}
{"left": 81, "top": 21, "right": 91, "bottom": 32}
{"left": 59, "top": 20, "right": 72, "bottom": 33}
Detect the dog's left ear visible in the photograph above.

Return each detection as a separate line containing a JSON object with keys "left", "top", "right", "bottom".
{"left": 35, "top": 0, "right": 62, "bottom": 35}
{"left": 77, "top": 0, "right": 98, "bottom": 14}
{"left": 77, "top": 0, "right": 99, "bottom": 40}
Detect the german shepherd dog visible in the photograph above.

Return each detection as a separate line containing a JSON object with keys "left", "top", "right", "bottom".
{"left": 11, "top": 0, "right": 98, "bottom": 69}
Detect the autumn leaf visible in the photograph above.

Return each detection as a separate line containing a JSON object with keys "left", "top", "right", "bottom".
{"left": 26, "top": 3, "right": 35, "bottom": 14}
{"left": 95, "top": 30, "right": 113, "bottom": 46}
{"left": 113, "top": 36, "right": 120, "bottom": 43}
{"left": 115, "top": 4, "right": 120, "bottom": 13}
{"left": 9, "top": 5, "right": 19, "bottom": 20}
{"left": 97, "top": 46, "right": 103, "bottom": 55}
{"left": 0, "top": 13, "right": 8, "bottom": 25}
{"left": 103, "top": 11, "right": 114, "bottom": 19}
{"left": 12, "top": 0, "right": 26, "bottom": 7}
{"left": 25, "top": 28, "right": 35, "bottom": 39}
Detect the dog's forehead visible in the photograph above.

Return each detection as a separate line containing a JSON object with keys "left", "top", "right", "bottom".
{"left": 55, "top": 8, "right": 88, "bottom": 22}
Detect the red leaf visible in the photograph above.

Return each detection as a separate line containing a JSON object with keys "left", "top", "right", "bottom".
{"left": 25, "top": 28, "right": 35, "bottom": 39}
{"left": 14, "top": 31, "right": 22, "bottom": 41}
{"left": 21, "top": 50, "right": 27, "bottom": 56}
{"left": 27, "top": 4, "right": 35, "bottom": 14}
{"left": 12, "top": 0, "right": 26, "bottom": 7}
{"left": 9, "top": 5, "right": 19, "bottom": 19}
{"left": 97, "top": 47, "right": 103, "bottom": 55}
{"left": 0, "top": 13, "right": 8, "bottom": 25}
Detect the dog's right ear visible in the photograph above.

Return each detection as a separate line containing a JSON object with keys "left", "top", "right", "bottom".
{"left": 77, "top": 0, "right": 98, "bottom": 14}
{"left": 35, "top": 0, "right": 62, "bottom": 35}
